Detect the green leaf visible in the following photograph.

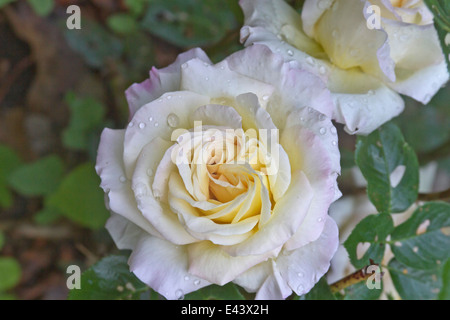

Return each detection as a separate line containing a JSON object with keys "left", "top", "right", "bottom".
{"left": 68, "top": 255, "right": 148, "bottom": 300}
{"left": 390, "top": 202, "right": 450, "bottom": 270}
{"left": 33, "top": 206, "right": 62, "bottom": 225}
{"left": 8, "top": 155, "right": 64, "bottom": 197}
{"left": 141, "top": 0, "right": 237, "bottom": 47}
{"left": 0, "top": 145, "right": 23, "bottom": 208}
{"left": 0, "top": 0, "right": 16, "bottom": 9}
{"left": 107, "top": 14, "right": 139, "bottom": 35}
{"left": 46, "top": 163, "right": 109, "bottom": 229}
{"left": 388, "top": 258, "right": 442, "bottom": 300}
{"left": 184, "top": 283, "right": 245, "bottom": 300}
{"left": 27, "top": 0, "right": 54, "bottom": 17}
{"left": 355, "top": 122, "right": 419, "bottom": 213}
{"left": 64, "top": 19, "right": 123, "bottom": 68}
{"left": 341, "top": 280, "right": 383, "bottom": 300}
{"left": 439, "top": 259, "right": 450, "bottom": 300}
{"left": 63, "top": 92, "right": 105, "bottom": 151}
{"left": 303, "top": 277, "right": 336, "bottom": 300}
{"left": 125, "top": 0, "right": 148, "bottom": 16}
{"left": 344, "top": 213, "right": 394, "bottom": 269}
{"left": 0, "top": 257, "right": 21, "bottom": 292}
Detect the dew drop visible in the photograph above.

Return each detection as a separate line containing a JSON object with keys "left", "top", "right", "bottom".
{"left": 119, "top": 175, "right": 127, "bottom": 183}
{"left": 413, "top": 246, "right": 419, "bottom": 253}
{"left": 319, "top": 127, "right": 326, "bottom": 135}
{"left": 194, "top": 279, "right": 201, "bottom": 286}
{"left": 317, "top": 217, "right": 323, "bottom": 222}
{"left": 154, "top": 122, "right": 159, "bottom": 127}
{"left": 205, "top": 76, "right": 209, "bottom": 81}
{"left": 175, "top": 289, "right": 184, "bottom": 300}
{"left": 133, "top": 183, "right": 148, "bottom": 198}
{"left": 148, "top": 116, "right": 153, "bottom": 122}
{"left": 167, "top": 113, "right": 180, "bottom": 128}
{"left": 306, "top": 56, "right": 315, "bottom": 66}
{"left": 297, "top": 272, "right": 304, "bottom": 278}
{"left": 262, "top": 94, "right": 269, "bottom": 101}
{"left": 146, "top": 168, "right": 153, "bottom": 177}
{"left": 287, "top": 49, "right": 294, "bottom": 56}
{"left": 139, "top": 122, "right": 146, "bottom": 129}
{"left": 330, "top": 127, "right": 337, "bottom": 135}
{"left": 319, "top": 66, "right": 327, "bottom": 75}
{"left": 184, "top": 275, "right": 190, "bottom": 281}
{"left": 181, "top": 63, "right": 188, "bottom": 69}
{"left": 332, "top": 29, "right": 339, "bottom": 38}
{"left": 128, "top": 122, "right": 134, "bottom": 128}
{"left": 318, "top": 114, "right": 326, "bottom": 121}
{"left": 167, "top": 95, "right": 172, "bottom": 100}
{"left": 332, "top": 140, "right": 337, "bottom": 146}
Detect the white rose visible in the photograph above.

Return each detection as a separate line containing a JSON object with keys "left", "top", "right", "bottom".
{"left": 240, "top": 0, "right": 449, "bottom": 134}
{"left": 95, "top": 45, "right": 341, "bottom": 299}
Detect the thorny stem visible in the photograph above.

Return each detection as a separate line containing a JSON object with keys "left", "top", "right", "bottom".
{"left": 329, "top": 261, "right": 384, "bottom": 294}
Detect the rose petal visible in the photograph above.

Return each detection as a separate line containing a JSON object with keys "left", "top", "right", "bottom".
{"left": 95, "top": 128, "right": 161, "bottom": 238}
{"left": 187, "top": 241, "right": 279, "bottom": 285}
{"left": 180, "top": 58, "right": 274, "bottom": 107}
{"left": 276, "top": 216, "right": 339, "bottom": 295}
{"left": 105, "top": 214, "right": 144, "bottom": 250}
{"left": 129, "top": 234, "right": 211, "bottom": 300}
{"left": 125, "top": 48, "right": 211, "bottom": 118}
{"left": 255, "top": 260, "right": 292, "bottom": 300}
{"left": 224, "top": 170, "right": 314, "bottom": 256}
{"left": 123, "top": 91, "right": 210, "bottom": 177}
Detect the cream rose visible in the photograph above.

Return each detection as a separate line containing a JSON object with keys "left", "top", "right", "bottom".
{"left": 95, "top": 45, "right": 341, "bottom": 299}
{"left": 240, "top": 0, "right": 449, "bottom": 135}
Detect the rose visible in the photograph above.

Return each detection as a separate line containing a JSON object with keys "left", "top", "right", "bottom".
{"left": 240, "top": 0, "right": 449, "bottom": 135}
{"left": 95, "top": 44, "right": 341, "bottom": 299}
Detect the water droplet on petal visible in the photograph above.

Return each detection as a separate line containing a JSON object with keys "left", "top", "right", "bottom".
{"left": 167, "top": 113, "right": 180, "bottom": 128}
{"left": 146, "top": 168, "right": 153, "bottom": 177}
{"left": 332, "top": 140, "right": 337, "bottom": 146}
{"left": 287, "top": 49, "right": 293, "bottom": 56}
{"left": 317, "top": 217, "right": 323, "bottom": 222}
{"left": 181, "top": 63, "right": 188, "bottom": 69}
{"left": 297, "top": 272, "right": 304, "bottom": 278}
{"left": 194, "top": 280, "right": 201, "bottom": 286}
{"left": 205, "top": 76, "right": 209, "bottom": 81}
{"left": 139, "top": 122, "right": 146, "bottom": 129}
{"left": 154, "top": 122, "right": 159, "bottom": 127}
{"left": 167, "top": 95, "right": 172, "bottom": 100}
{"left": 319, "top": 127, "right": 326, "bottom": 135}
{"left": 184, "top": 275, "right": 190, "bottom": 281}
{"left": 148, "top": 116, "right": 153, "bottom": 122}
{"left": 128, "top": 122, "right": 134, "bottom": 128}
{"left": 319, "top": 66, "right": 327, "bottom": 75}
{"left": 262, "top": 94, "right": 269, "bottom": 101}
{"left": 175, "top": 289, "right": 184, "bottom": 300}
{"left": 119, "top": 175, "right": 127, "bottom": 183}
{"left": 306, "top": 57, "right": 315, "bottom": 66}
{"left": 330, "top": 127, "right": 337, "bottom": 135}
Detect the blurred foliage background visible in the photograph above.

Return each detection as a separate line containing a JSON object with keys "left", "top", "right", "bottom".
{"left": 0, "top": 0, "right": 448, "bottom": 300}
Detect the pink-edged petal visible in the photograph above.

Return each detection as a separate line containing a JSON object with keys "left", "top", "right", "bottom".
{"left": 180, "top": 58, "right": 275, "bottom": 106}
{"left": 95, "top": 128, "right": 161, "bottom": 238}
{"left": 128, "top": 234, "right": 210, "bottom": 300}
{"left": 277, "top": 216, "right": 339, "bottom": 296}
{"left": 226, "top": 44, "right": 334, "bottom": 128}
{"left": 125, "top": 48, "right": 211, "bottom": 118}
{"left": 187, "top": 241, "right": 279, "bottom": 286}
